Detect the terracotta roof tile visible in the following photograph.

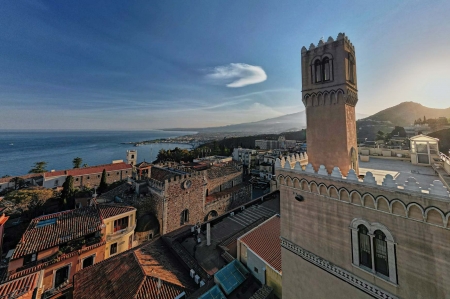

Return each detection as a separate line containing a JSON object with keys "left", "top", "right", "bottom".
{"left": 206, "top": 164, "right": 240, "bottom": 179}
{"left": 0, "top": 271, "right": 40, "bottom": 298}
{"left": 44, "top": 162, "right": 132, "bottom": 178}
{"left": 12, "top": 206, "right": 102, "bottom": 259}
{"left": 97, "top": 204, "right": 135, "bottom": 219}
{"left": 73, "top": 239, "right": 195, "bottom": 299}
{"left": 239, "top": 215, "right": 281, "bottom": 273}
{"left": 150, "top": 167, "right": 178, "bottom": 182}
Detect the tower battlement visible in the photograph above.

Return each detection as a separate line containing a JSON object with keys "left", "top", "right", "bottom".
{"left": 301, "top": 33, "right": 359, "bottom": 176}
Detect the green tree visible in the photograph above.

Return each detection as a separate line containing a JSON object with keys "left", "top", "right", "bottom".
{"left": 9, "top": 177, "right": 25, "bottom": 190}
{"left": 375, "top": 130, "right": 385, "bottom": 141}
{"left": 72, "top": 157, "right": 83, "bottom": 169}
{"left": 82, "top": 163, "right": 89, "bottom": 168}
{"left": 28, "top": 161, "right": 48, "bottom": 173}
{"left": 61, "top": 175, "right": 75, "bottom": 205}
{"left": 99, "top": 169, "right": 108, "bottom": 193}
{"left": 1, "top": 175, "right": 10, "bottom": 178}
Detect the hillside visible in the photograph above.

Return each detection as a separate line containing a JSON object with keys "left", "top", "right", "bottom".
{"left": 428, "top": 129, "right": 450, "bottom": 153}
{"left": 165, "top": 111, "right": 367, "bottom": 135}
{"left": 361, "top": 102, "right": 450, "bottom": 127}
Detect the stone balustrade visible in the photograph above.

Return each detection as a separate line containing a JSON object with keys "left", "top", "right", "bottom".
{"left": 275, "top": 157, "right": 450, "bottom": 199}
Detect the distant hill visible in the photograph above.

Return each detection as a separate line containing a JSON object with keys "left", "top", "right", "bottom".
{"left": 428, "top": 129, "right": 450, "bottom": 153}
{"left": 165, "top": 111, "right": 368, "bottom": 135}
{"left": 361, "top": 102, "right": 450, "bottom": 127}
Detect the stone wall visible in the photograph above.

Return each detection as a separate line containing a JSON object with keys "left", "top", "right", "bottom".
{"left": 72, "top": 169, "right": 130, "bottom": 189}
{"left": 205, "top": 183, "right": 252, "bottom": 217}
{"left": 207, "top": 171, "right": 242, "bottom": 195}
{"left": 164, "top": 174, "right": 206, "bottom": 234}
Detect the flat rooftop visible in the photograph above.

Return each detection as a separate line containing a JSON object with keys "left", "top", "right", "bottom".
{"left": 359, "top": 158, "right": 439, "bottom": 190}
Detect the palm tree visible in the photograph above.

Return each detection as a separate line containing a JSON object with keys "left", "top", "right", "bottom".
{"left": 72, "top": 157, "right": 83, "bottom": 169}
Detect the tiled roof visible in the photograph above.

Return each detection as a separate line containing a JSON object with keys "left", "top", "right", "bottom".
{"left": 44, "top": 162, "right": 132, "bottom": 178}
{"left": 150, "top": 167, "right": 178, "bottom": 182}
{"left": 239, "top": 215, "right": 281, "bottom": 273}
{"left": 73, "top": 239, "right": 195, "bottom": 299}
{"left": 12, "top": 206, "right": 102, "bottom": 259}
{"left": 0, "top": 271, "right": 41, "bottom": 298}
{"left": 207, "top": 164, "right": 240, "bottom": 179}
{"left": 98, "top": 204, "right": 135, "bottom": 219}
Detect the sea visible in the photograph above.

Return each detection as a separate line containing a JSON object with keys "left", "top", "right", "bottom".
{"left": 0, "top": 130, "right": 196, "bottom": 177}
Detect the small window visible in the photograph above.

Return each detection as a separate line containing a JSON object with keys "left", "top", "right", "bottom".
{"left": 87, "top": 176, "right": 90, "bottom": 180}
{"left": 54, "top": 180, "right": 59, "bottom": 186}
{"left": 348, "top": 54, "right": 355, "bottom": 83}
{"left": 116, "top": 172, "right": 119, "bottom": 175}
{"left": 126, "top": 171, "right": 128, "bottom": 174}
{"left": 113, "top": 217, "right": 129, "bottom": 232}
{"left": 323, "top": 57, "right": 331, "bottom": 81}
{"left": 98, "top": 175, "right": 100, "bottom": 178}
{"left": 75, "top": 178, "right": 79, "bottom": 181}
{"left": 314, "top": 60, "right": 322, "bottom": 83}
{"left": 181, "top": 209, "right": 189, "bottom": 225}
{"left": 254, "top": 267, "right": 258, "bottom": 273}
{"left": 374, "top": 230, "right": 389, "bottom": 276}
{"left": 107, "top": 173, "right": 110, "bottom": 177}
{"left": 110, "top": 243, "right": 118, "bottom": 255}
{"left": 54, "top": 265, "right": 70, "bottom": 288}
{"left": 23, "top": 253, "right": 36, "bottom": 265}
{"left": 358, "top": 225, "right": 372, "bottom": 269}
{"left": 82, "top": 255, "right": 95, "bottom": 268}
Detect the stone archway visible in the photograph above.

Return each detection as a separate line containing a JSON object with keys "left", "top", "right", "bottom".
{"left": 204, "top": 210, "right": 218, "bottom": 221}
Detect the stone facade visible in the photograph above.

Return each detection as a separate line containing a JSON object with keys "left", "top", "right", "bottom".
{"left": 301, "top": 33, "right": 358, "bottom": 176}
{"left": 141, "top": 162, "right": 252, "bottom": 235}
{"left": 72, "top": 169, "right": 130, "bottom": 189}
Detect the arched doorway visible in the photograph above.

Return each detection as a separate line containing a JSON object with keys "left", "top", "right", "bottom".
{"left": 204, "top": 210, "right": 218, "bottom": 221}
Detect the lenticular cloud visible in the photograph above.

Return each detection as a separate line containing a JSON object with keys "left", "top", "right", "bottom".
{"left": 206, "top": 63, "right": 267, "bottom": 88}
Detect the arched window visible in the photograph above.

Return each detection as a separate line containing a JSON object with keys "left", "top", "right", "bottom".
{"left": 181, "top": 209, "right": 189, "bottom": 225}
{"left": 358, "top": 225, "right": 372, "bottom": 269}
{"left": 314, "top": 60, "right": 322, "bottom": 83}
{"left": 348, "top": 54, "right": 355, "bottom": 83}
{"left": 350, "top": 219, "right": 397, "bottom": 285}
{"left": 374, "top": 230, "right": 389, "bottom": 276}
{"left": 323, "top": 57, "right": 330, "bottom": 81}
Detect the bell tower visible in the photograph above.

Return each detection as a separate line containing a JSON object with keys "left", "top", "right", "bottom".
{"left": 301, "top": 33, "right": 359, "bottom": 176}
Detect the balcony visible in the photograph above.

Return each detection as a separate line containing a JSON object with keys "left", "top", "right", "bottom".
{"left": 106, "top": 224, "right": 136, "bottom": 242}
{"left": 42, "top": 281, "right": 72, "bottom": 299}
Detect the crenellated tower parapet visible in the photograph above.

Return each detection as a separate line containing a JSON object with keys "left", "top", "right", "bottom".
{"left": 301, "top": 33, "right": 359, "bottom": 176}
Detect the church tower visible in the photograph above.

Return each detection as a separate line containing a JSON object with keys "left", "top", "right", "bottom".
{"left": 301, "top": 33, "right": 359, "bottom": 176}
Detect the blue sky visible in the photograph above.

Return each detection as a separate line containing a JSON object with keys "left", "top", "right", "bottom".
{"left": 1, "top": 0, "right": 449, "bottom": 130}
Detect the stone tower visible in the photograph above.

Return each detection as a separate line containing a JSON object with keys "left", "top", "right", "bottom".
{"left": 301, "top": 33, "right": 359, "bottom": 176}
{"left": 127, "top": 150, "right": 137, "bottom": 166}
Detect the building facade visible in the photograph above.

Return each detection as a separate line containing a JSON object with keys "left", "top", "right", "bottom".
{"left": 278, "top": 33, "right": 450, "bottom": 299}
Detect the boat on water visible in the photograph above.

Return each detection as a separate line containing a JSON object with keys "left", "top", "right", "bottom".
{"left": 9, "top": 143, "right": 13, "bottom": 146}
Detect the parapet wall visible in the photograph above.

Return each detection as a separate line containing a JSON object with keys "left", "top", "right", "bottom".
{"left": 275, "top": 158, "right": 450, "bottom": 229}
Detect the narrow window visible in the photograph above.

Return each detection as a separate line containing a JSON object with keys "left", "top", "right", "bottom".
{"left": 374, "top": 230, "right": 389, "bottom": 276}
{"left": 314, "top": 60, "right": 322, "bottom": 83}
{"left": 323, "top": 57, "right": 330, "bottom": 81}
{"left": 254, "top": 267, "right": 259, "bottom": 273}
{"left": 110, "top": 243, "right": 118, "bottom": 255}
{"left": 82, "top": 256, "right": 94, "bottom": 268}
{"left": 358, "top": 225, "right": 372, "bottom": 269}
{"left": 348, "top": 54, "right": 355, "bottom": 83}
{"left": 54, "top": 265, "right": 70, "bottom": 288}
{"left": 181, "top": 209, "right": 189, "bottom": 225}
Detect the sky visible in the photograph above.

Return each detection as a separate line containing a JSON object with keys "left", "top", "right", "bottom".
{"left": 1, "top": 0, "right": 449, "bottom": 130}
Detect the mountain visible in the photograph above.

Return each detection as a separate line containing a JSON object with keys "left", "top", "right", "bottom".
{"left": 361, "top": 102, "right": 450, "bottom": 127}
{"left": 165, "top": 111, "right": 368, "bottom": 135}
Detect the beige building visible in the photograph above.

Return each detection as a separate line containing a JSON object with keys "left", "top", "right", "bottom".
{"left": 237, "top": 215, "right": 282, "bottom": 298}
{"left": 278, "top": 33, "right": 450, "bottom": 299}
{"left": 100, "top": 205, "right": 137, "bottom": 259}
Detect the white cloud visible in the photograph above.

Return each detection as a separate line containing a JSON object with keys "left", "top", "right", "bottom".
{"left": 206, "top": 63, "right": 267, "bottom": 88}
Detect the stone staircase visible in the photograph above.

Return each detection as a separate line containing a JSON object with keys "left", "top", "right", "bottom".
{"left": 227, "top": 205, "right": 275, "bottom": 227}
